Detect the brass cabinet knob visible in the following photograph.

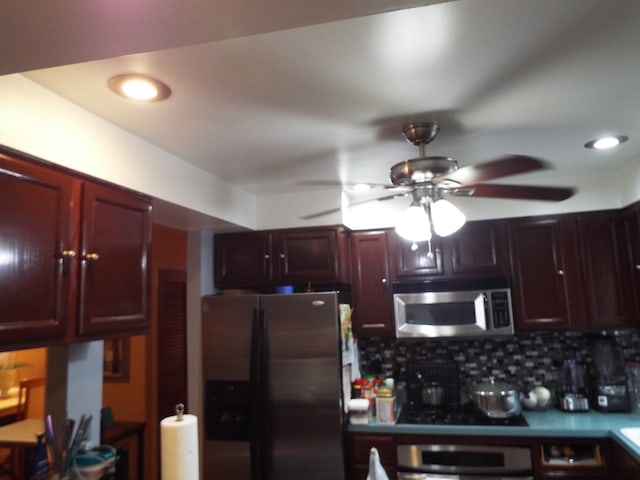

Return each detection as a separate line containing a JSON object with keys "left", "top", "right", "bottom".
{"left": 61, "top": 250, "right": 77, "bottom": 259}
{"left": 83, "top": 253, "right": 100, "bottom": 261}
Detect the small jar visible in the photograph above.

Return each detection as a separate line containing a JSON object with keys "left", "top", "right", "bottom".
{"left": 375, "top": 385, "right": 396, "bottom": 424}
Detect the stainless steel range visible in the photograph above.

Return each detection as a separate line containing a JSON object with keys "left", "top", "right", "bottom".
{"left": 397, "top": 401, "right": 529, "bottom": 427}
{"left": 401, "top": 357, "right": 529, "bottom": 427}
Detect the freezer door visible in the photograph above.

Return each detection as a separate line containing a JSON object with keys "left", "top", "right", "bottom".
{"left": 202, "top": 294, "right": 258, "bottom": 381}
{"left": 202, "top": 294, "right": 258, "bottom": 480}
{"left": 261, "top": 292, "right": 346, "bottom": 480}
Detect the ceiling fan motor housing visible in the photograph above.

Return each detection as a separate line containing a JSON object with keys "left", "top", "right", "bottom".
{"left": 390, "top": 157, "right": 458, "bottom": 186}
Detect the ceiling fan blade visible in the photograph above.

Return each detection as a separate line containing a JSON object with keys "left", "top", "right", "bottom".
{"left": 435, "top": 155, "right": 549, "bottom": 188}
{"left": 300, "top": 191, "right": 408, "bottom": 220}
{"left": 294, "top": 180, "right": 395, "bottom": 189}
{"left": 451, "top": 183, "right": 575, "bottom": 201}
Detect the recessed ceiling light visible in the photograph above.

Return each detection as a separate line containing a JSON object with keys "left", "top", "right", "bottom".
{"left": 108, "top": 74, "right": 171, "bottom": 102}
{"left": 584, "top": 135, "right": 628, "bottom": 150}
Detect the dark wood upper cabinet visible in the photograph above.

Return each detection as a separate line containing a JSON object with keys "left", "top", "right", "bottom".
{"left": 623, "top": 202, "right": 640, "bottom": 325}
{"left": 576, "top": 210, "right": 636, "bottom": 329}
{"left": 214, "top": 226, "right": 349, "bottom": 289}
{"left": 390, "top": 219, "right": 508, "bottom": 278}
{"left": 0, "top": 151, "right": 77, "bottom": 345}
{"left": 447, "top": 219, "right": 508, "bottom": 275}
{"left": 275, "top": 228, "right": 345, "bottom": 284}
{"left": 507, "top": 215, "right": 585, "bottom": 331}
{"left": 350, "top": 231, "right": 395, "bottom": 337}
{"left": 214, "top": 231, "right": 272, "bottom": 287}
{"left": 392, "top": 235, "right": 444, "bottom": 277}
{"left": 0, "top": 147, "right": 152, "bottom": 349}
{"left": 77, "top": 181, "right": 152, "bottom": 338}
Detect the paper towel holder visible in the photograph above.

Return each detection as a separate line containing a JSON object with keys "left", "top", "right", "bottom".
{"left": 175, "top": 403, "right": 185, "bottom": 421}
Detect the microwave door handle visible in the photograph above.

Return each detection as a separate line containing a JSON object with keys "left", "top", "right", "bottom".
{"left": 483, "top": 293, "right": 490, "bottom": 329}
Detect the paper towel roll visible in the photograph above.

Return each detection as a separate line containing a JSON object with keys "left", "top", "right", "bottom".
{"left": 160, "top": 413, "right": 199, "bottom": 480}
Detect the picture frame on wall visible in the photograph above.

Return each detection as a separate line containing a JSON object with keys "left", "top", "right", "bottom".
{"left": 103, "top": 337, "right": 130, "bottom": 382}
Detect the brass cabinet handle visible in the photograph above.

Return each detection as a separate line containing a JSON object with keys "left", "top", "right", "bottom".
{"left": 83, "top": 253, "right": 100, "bottom": 261}
{"left": 61, "top": 250, "right": 77, "bottom": 259}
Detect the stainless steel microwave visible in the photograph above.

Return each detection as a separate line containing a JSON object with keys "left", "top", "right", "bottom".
{"left": 393, "top": 278, "right": 514, "bottom": 338}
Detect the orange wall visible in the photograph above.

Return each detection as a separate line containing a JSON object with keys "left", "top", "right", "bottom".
{"left": 102, "top": 224, "right": 187, "bottom": 423}
{"left": 101, "top": 224, "right": 188, "bottom": 480}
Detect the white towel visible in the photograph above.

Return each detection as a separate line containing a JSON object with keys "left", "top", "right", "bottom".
{"left": 366, "top": 447, "right": 389, "bottom": 480}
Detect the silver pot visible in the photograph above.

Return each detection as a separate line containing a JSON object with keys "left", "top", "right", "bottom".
{"left": 470, "top": 377, "right": 522, "bottom": 418}
{"left": 416, "top": 373, "right": 446, "bottom": 406}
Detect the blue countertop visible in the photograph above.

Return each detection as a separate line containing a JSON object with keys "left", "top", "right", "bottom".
{"left": 347, "top": 408, "right": 640, "bottom": 461}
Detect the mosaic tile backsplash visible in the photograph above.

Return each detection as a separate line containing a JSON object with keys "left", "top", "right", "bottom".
{"left": 357, "top": 329, "right": 640, "bottom": 399}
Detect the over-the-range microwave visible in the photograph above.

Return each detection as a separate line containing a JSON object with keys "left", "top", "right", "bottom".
{"left": 393, "top": 278, "right": 514, "bottom": 339}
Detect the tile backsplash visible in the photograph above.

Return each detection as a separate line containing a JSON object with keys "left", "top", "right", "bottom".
{"left": 357, "top": 329, "right": 640, "bottom": 397}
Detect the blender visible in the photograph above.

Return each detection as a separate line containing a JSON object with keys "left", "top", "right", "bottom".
{"left": 557, "top": 350, "right": 589, "bottom": 412}
{"left": 590, "top": 333, "right": 630, "bottom": 412}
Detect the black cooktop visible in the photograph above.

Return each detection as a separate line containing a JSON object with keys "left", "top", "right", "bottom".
{"left": 397, "top": 402, "right": 529, "bottom": 427}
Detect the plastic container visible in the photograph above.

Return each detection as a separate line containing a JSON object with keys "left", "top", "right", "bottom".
{"left": 72, "top": 446, "right": 116, "bottom": 480}
{"left": 348, "top": 399, "right": 370, "bottom": 425}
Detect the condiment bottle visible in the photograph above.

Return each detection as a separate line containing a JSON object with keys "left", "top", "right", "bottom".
{"left": 375, "top": 385, "right": 396, "bottom": 424}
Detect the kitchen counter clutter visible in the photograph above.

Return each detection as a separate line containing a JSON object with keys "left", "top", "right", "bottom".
{"left": 348, "top": 407, "right": 640, "bottom": 460}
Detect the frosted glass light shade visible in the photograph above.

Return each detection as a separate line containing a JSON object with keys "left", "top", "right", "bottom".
{"left": 430, "top": 199, "right": 466, "bottom": 236}
{"left": 395, "top": 204, "right": 432, "bottom": 242}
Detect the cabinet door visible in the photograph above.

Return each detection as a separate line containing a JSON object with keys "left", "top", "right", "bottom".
{"left": 576, "top": 211, "right": 636, "bottom": 329}
{"left": 623, "top": 204, "right": 640, "bottom": 324}
{"left": 448, "top": 220, "right": 508, "bottom": 275}
{"left": 393, "top": 235, "right": 444, "bottom": 277}
{"left": 77, "top": 182, "right": 151, "bottom": 337}
{"left": 214, "top": 231, "right": 272, "bottom": 288}
{"left": 508, "top": 216, "right": 584, "bottom": 330}
{"left": 350, "top": 231, "right": 395, "bottom": 337}
{"left": 275, "top": 228, "right": 342, "bottom": 284}
{"left": 0, "top": 151, "right": 76, "bottom": 345}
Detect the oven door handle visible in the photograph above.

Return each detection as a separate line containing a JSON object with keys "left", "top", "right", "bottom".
{"left": 397, "top": 474, "right": 533, "bottom": 480}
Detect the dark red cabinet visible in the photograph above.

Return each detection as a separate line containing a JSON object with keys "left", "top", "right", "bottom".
{"left": 576, "top": 210, "right": 637, "bottom": 329}
{"left": 0, "top": 150, "right": 76, "bottom": 345}
{"left": 77, "top": 181, "right": 152, "bottom": 337}
{"left": 350, "top": 231, "right": 395, "bottom": 337}
{"left": 448, "top": 220, "right": 508, "bottom": 275}
{"left": 0, "top": 148, "right": 151, "bottom": 348}
{"left": 214, "top": 226, "right": 349, "bottom": 289}
{"left": 507, "top": 215, "right": 585, "bottom": 331}
{"left": 391, "top": 220, "right": 508, "bottom": 278}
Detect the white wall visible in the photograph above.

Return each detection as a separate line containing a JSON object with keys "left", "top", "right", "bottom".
{"left": 0, "top": 74, "right": 256, "bottom": 231}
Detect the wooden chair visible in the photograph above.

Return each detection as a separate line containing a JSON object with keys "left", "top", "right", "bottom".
{"left": 0, "top": 377, "right": 45, "bottom": 478}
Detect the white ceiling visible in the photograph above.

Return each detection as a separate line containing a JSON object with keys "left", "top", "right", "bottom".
{"left": 4, "top": 0, "right": 640, "bottom": 227}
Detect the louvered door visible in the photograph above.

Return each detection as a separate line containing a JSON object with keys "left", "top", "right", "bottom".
{"left": 157, "top": 269, "right": 188, "bottom": 420}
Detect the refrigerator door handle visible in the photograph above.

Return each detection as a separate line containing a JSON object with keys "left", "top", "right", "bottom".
{"left": 250, "top": 308, "right": 268, "bottom": 480}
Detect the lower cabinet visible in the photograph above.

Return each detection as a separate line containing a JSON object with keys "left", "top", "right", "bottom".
{"left": 611, "top": 440, "right": 640, "bottom": 480}
{"left": 534, "top": 438, "right": 611, "bottom": 478}
{"left": 349, "top": 434, "right": 396, "bottom": 480}
{"left": 348, "top": 433, "right": 636, "bottom": 480}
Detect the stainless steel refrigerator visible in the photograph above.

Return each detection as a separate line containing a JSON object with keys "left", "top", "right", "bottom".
{"left": 202, "top": 291, "right": 347, "bottom": 480}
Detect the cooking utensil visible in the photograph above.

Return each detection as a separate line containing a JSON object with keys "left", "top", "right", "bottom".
{"left": 470, "top": 377, "right": 522, "bottom": 418}
{"left": 416, "top": 373, "right": 446, "bottom": 406}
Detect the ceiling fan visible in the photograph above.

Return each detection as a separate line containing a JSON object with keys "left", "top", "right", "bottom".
{"left": 301, "top": 122, "right": 576, "bottom": 227}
